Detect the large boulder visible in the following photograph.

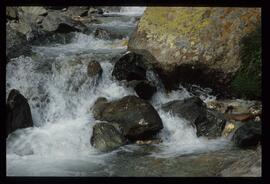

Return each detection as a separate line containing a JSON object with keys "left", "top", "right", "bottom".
{"left": 6, "top": 24, "right": 32, "bottom": 61}
{"left": 6, "top": 89, "right": 33, "bottom": 137}
{"left": 41, "top": 11, "right": 87, "bottom": 33}
{"left": 92, "top": 96, "right": 163, "bottom": 140}
{"left": 128, "top": 7, "right": 261, "bottom": 97}
{"left": 129, "top": 80, "right": 157, "bottom": 100}
{"left": 162, "top": 96, "right": 226, "bottom": 138}
{"left": 112, "top": 52, "right": 149, "bottom": 81}
{"left": 232, "top": 121, "right": 261, "bottom": 149}
{"left": 112, "top": 52, "right": 158, "bottom": 99}
{"left": 90, "top": 122, "right": 127, "bottom": 152}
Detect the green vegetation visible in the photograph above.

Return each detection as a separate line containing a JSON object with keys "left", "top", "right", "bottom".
{"left": 231, "top": 25, "right": 261, "bottom": 99}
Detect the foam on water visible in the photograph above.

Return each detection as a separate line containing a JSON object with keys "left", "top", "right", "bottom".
{"left": 150, "top": 111, "right": 231, "bottom": 158}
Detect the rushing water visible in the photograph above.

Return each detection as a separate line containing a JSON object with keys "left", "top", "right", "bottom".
{"left": 6, "top": 7, "right": 232, "bottom": 176}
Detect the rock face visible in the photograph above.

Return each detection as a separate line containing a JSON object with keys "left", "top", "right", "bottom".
{"left": 92, "top": 96, "right": 163, "bottom": 140}
{"left": 232, "top": 121, "right": 261, "bottom": 149}
{"left": 6, "top": 89, "right": 33, "bottom": 137}
{"left": 87, "top": 60, "right": 103, "bottom": 78}
{"left": 90, "top": 122, "right": 127, "bottom": 152}
{"left": 128, "top": 7, "right": 261, "bottom": 96}
{"left": 6, "top": 24, "right": 32, "bottom": 61}
{"left": 162, "top": 97, "right": 226, "bottom": 138}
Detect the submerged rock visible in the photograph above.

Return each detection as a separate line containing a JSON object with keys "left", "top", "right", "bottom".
{"left": 92, "top": 96, "right": 163, "bottom": 141}
{"left": 6, "top": 89, "right": 33, "bottom": 137}
{"left": 232, "top": 121, "right": 261, "bottom": 149}
{"left": 87, "top": 60, "right": 103, "bottom": 78}
{"left": 90, "top": 122, "right": 127, "bottom": 152}
{"left": 162, "top": 96, "right": 226, "bottom": 138}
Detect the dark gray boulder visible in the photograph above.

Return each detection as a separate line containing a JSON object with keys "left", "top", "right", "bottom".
{"left": 6, "top": 89, "right": 33, "bottom": 137}
{"left": 90, "top": 122, "right": 127, "bottom": 152}
{"left": 112, "top": 52, "right": 148, "bottom": 81}
{"left": 128, "top": 80, "right": 157, "bottom": 100}
{"left": 162, "top": 96, "right": 226, "bottom": 138}
{"left": 92, "top": 96, "right": 163, "bottom": 141}
{"left": 232, "top": 121, "right": 261, "bottom": 149}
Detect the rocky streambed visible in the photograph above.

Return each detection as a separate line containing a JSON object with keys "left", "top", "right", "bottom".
{"left": 6, "top": 6, "right": 261, "bottom": 176}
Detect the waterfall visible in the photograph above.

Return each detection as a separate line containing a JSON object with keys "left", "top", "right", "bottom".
{"left": 6, "top": 7, "right": 230, "bottom": 176}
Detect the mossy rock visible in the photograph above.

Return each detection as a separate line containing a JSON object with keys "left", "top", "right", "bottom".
{"left": 231, "top": 25, "right": 261, "bottom": 100}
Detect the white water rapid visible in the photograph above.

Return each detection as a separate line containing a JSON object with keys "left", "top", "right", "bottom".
{"left": 6, "top": 7, "right": 231, "bottom": 176}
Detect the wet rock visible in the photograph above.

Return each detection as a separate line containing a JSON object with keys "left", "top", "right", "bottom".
{"left": 6, "top": 7, "right": 18, "bottom": 20}
{"left": 162, "top": 96, "right": 226, "bottom": 138}
{"left": 6, "top": 24, "right": 31, "bottom": 61}
{"left": 94, "top": 27, "right": 126, "bottom": 40}
{"left": 232, "top": 121, "right": 261, "bottom": 149}
{"left": 87, "top": 60, "right": 103, "bottom": 78}
{"left": 65, "top": 6, "right": 89, "bottom": 17}
{"left": 206, "top": 99, "right": 262, "bottom": 115}
{"left": 14, "top": 11, "right": 42, "bottom": 41}
{"left": 21, "top": 7, "right": 48, "bottom": 16}
{"left": 46, "top": 6, "right": 68, "bottom": 10}
{"left": 221, "top": 146, "right": 261, "bottom": 176}
{"left": 90, "top": 122, "right": 127, "bottom": 152}
{"left": 131, "top": 80, "right": 157, "bottom": 100}
{"left": 92, "top": 95, "right": 163, "bottom": 141}
{"left": 6, "top": 89, "right": 33, "bottom": 137}
{"left": 94, "top": 28, "right": 111, "bottom": 40}
{"left": 112, "top": 52, "right": 149, "bottom": 81}
{"left": 41, "top": 12, "right": 87, "bottom": 33}
{"left": 88, "top": 7, "right": 104, "bottom": 15}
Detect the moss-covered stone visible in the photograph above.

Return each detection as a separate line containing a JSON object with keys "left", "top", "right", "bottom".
{"left": 231, "top": 26, "right": 261, "bottom": 100}
{"left": 128, "top": 7, "right": 261, "bottom": 98}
